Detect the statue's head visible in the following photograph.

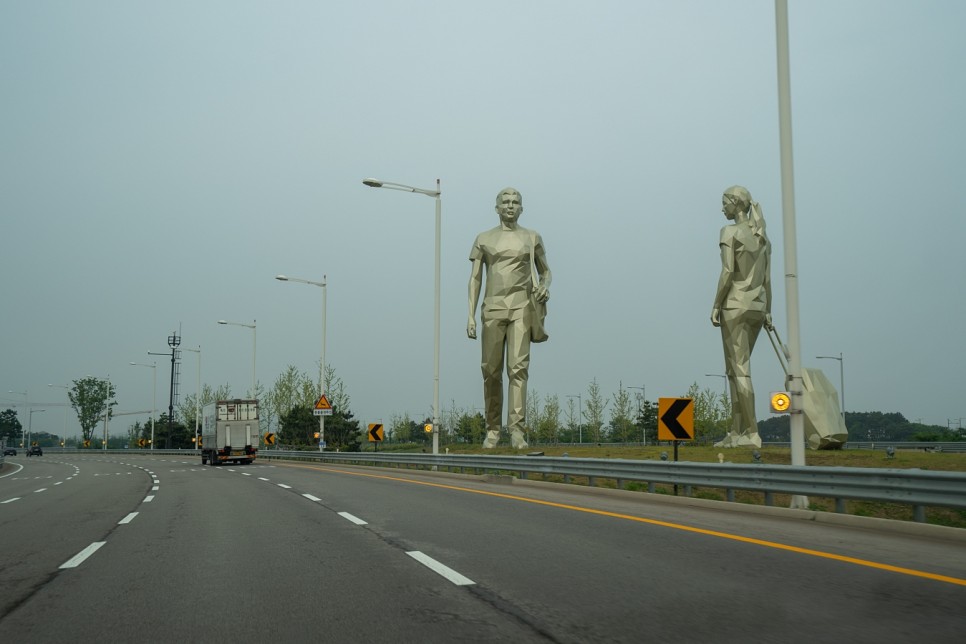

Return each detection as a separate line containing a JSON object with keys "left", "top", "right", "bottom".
{"left": 722, "top": 185, "right": 751, "bottom": 219}
{"left": 495, "top": 188, "right": 523, "bottom": 225}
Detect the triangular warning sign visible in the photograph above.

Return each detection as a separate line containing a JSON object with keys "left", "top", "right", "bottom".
{"left": 314, "top": 395, "right": 332, "bottom": 411}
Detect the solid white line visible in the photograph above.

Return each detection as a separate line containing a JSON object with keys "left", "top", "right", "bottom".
{"left": 2, "top": 498, "right": 20, "bottom": 504}
{"left": 302, "top": 494, "right": 322, "bottom": 502}
{"left": 406, "top": 551, "right": 475, "bottom": 586}
{"left": 60, "top": 542, "right": 107, "bottom": 569}
{"left": 277, "top": 484, "right": 292, "bottom": 489}
{"left": 338, "top": 512, "right": 368, "bottom": 526}
{"left": 143, "top": 495, "right": 155, "bottom": 503}
{"left": 119, "top": 512, "right": 139, "bottom": 524}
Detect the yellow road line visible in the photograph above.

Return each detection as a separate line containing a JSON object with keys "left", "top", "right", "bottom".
{"left": 280, "top": 461, "right": 966, "bottom": 587}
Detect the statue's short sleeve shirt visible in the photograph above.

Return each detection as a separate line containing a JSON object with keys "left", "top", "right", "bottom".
{"left": 470, "top": 226, "right": 541, "bottom": 317}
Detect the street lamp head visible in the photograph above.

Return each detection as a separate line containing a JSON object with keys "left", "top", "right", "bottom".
{"left": 275, "top": 275, "right": 289, "bottom": 281}
{"left": 362, "top": 178, "right": 383, "bottom": 188}
{"left": 218, "top": 320, "right": 228, "bottom": 325}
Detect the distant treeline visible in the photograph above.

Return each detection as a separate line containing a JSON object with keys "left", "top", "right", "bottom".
{"left": 758, "top": 411, "right": 964, "bottom": 442}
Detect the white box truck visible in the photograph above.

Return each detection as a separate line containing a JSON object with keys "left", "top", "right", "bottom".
{"left": 201, "top": 399, "right": 259, "bottom": 466}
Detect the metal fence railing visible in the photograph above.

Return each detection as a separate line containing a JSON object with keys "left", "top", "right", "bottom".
{"left": 256, "top": 450, "right": 966, "bottom": 523}
{"left": 19, "top": 448, "right": 966, "bottom": 524}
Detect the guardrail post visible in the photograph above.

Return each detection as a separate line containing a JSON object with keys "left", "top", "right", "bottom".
{"left": 835, "top": 498, "right": 846, "bottom": 514}
{"left": 913, "top": 505, "right": 925, "bottom": 523}
{"left": 764, "top": 491, "right": 774, "bottom": 506}
{"left": 726, "top": 489, "right": 735, "bottom": 503}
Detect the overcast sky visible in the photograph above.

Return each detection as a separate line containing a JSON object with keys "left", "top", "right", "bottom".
{"left": 2, "top": 1, "right": 964, "bottom": 441}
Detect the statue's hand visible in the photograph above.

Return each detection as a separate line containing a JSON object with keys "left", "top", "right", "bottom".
{"left": 711, "top": 308, "right": 721, "bottom": 327}
{"left": 533, "top": 285, "right": 549, "bottom": 303}
{"left": 467, "top": 318, "right": 477, "bottom": 340}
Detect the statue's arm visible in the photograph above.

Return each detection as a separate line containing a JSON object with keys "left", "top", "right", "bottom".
{"left": 467, "top": 258, "right": 483, "bottom": 339}
{"left": 763, "top": 248, "right": 774, "bottom": 330}
{"left": 532, "top": 235, "right": 552, "bottom": 303}
{"left": 711, "top": 235, "right": 734, "bottom": 327}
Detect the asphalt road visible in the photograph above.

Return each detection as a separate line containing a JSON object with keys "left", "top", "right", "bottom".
{"left": 1, "top": 453, "right": 964, "bottom": 643}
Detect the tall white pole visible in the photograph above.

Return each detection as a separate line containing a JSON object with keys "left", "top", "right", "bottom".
{"left": 433, "top": 181, "right": 441, "bottom": 456}
{"left": 251, "top": 320, "right": 257, "bottom": 397}
{"left": 362, "top": 178, "right": 442, "bottom": 455}
{"left": 321, "top": 276, "right": 327, "bottom": 450}
{"left": 775, "top": 0, "right": 808, "bottom": 509}
{"left": 151, "top": 366, "right": 156, "bottom": 449}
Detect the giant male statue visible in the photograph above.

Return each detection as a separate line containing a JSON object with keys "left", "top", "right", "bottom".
{"left": 711, "top": 185, "right": 771, "bottom": 448}
{"left": 467, "top": 188, "right": 552, "bottom": 449}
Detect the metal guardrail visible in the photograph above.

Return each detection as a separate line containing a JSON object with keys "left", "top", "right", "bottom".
{"left": 256, "top": 450, "right": 966, "bottom": 523}
{"left": 24, "top": 447, "right": 966, "bottom": 523}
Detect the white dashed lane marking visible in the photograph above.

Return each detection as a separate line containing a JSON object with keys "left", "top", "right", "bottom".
{"left": 60, "top": 542, "right": 106, "bottom": 569}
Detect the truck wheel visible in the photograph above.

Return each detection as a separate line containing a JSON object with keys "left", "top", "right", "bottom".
{"left": 201, "top": 454, "right": 207, "bottom": 465}
{"left": 209, "top": 454, "right": 218, "bottom": 467}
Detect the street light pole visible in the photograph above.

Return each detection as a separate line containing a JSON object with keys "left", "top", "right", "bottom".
{"left": 28, "top": 408, "right": 46, "bottom": 449}
{"left": 130, "top": 362, "right": 157, "bottom": 449}
{"left": 276, "top": 274, "right": 327, "bottom": 449}
{"left": 182, "top": 347, "right": 202, "bottom": 450}
{"left": 48, "top": 384, "right": 70, "bottom": 446}
{"left": 627, "top": 385, "right": 646, "bottom": 444}
{"left": 218, "top": 320, "right": 257, "bottom": 397}
{"left": 363, "top": 178, "right": 441, "bottom": 456}
{"left": 8, "top": 390, "right": 27, "bottom": 447}
{"left": 567, "top": 394, "right": 582, "bottom": 444}
{"left": 816, "top": 352, "right": 845, "bottom": 419}
{"left": 705, "top": 373, "right": 728, "bottom": 400}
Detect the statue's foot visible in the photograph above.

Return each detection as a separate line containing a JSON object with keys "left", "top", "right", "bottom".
{"left": 510, "top": 430, "right": 528, "bottom": 450}
{"left": 482, "top": 430, "right": 501, "bottom": 449}
{"left": 714, "top": 433, "right": 736, "bottom": 448}
{"left": 734, "top": 433, "right": 762, "bottom": 448}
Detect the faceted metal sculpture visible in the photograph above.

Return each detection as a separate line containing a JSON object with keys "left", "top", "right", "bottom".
{"left": 711, "top": 186, "right": 771, "bottom": 448}
{"left": 801, "top": 368, "right": 848, "bottom": 449}
{"left": 467, "top": 188, "right": 552, "bottom": 449}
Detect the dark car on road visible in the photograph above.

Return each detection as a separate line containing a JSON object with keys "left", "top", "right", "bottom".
{"left": 27, "top": 446, "right": 42, "bottom": 457}
{"left": 2, "top": 447, "right": 16, "bottom": 456}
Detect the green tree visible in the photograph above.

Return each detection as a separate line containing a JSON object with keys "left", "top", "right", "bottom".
{"left": 452, "top": 411, "right": 485, "bottom": 444}
{"left": 538, "top": 394, "right": 561, "bottom": 445}
{"left": 69, "top": 377, "right": 117, "bottom": 445}
{"left": 178, "top": 383, "right": 232, "bottom": 433}
{"left": 325, "top": 407, "right": 362, "bottom": 452}
{"left": 684, "top": 382, "right": 729, "bottom": 443}
{"left": 584, "top": 378, "right": 608, "bottom": 444}
{"left": 390, "top": 413, "right": 420, "bottom": 444}
{"left": 265, "top": 366, "right": 316, "bottom": 437}
{"left": 1, "top": 409, "right": 23, "bottom": 444}
{"left": 636, "top": 400, "right": 658, "bottom": 444}
{"left": 609, "top": 384, "right": 635, "bottom": 443}
{"left": 279, "top": 405, "right": 319, "bottom": 446}
{"left": 525, "top": 389, "right": 541, "bottom": 445}
{"left": 562, "top": 397, "right": 579, "bottom": 443}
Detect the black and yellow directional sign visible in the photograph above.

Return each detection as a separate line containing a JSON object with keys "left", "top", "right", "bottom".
{"left": 368, "top": 423, "right": 384, "bottom": 442}
{"left": 138, "top": 438, "right": 147, "bottom": 447}
{"left": 264, "top": 432, "right": 276, "bottom": 446}
{"left": 658, "top": 397, "right": 694, "bottom": 441}
{"left": 83, "top": 439, "right": 91, "bottom": 448}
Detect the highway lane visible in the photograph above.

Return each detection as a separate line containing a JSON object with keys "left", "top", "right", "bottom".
{"left": 1, "top": 455, "right": 543, "bottom": 642}
{"left": 0, "top": 454, "right": 154, "bottom": 618}
{"left": 2, "top": 454, "right": 964, "bottom": 642}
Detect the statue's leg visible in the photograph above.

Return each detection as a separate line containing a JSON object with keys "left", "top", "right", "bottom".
{"left": 481, "top": 316, "right": 507, "bottom": 448}
{"left": 717, "top": 309, "right": 764, "bottom": 447}
{"left": 505, "top": 314, "right": 531, "bottom": 449}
